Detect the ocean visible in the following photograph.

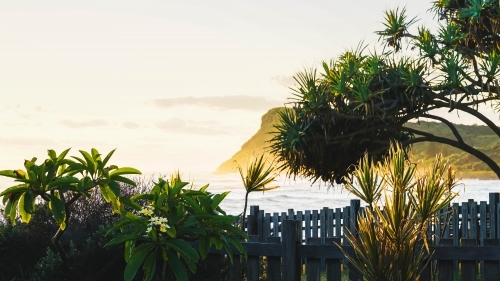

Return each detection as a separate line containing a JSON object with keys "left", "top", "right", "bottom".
{"left": 186, "top": 173, "right": 500, "bottom": 216}
{"left": 1, "top": 173, "right": 499, "bottom": 216}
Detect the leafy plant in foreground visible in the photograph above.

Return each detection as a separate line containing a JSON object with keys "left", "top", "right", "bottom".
{"left": 0, "top": 148, "right": 141, "bottom": 270}
{"left": 341, "top": 144, "right": 460, "bottom": 281}
{"left": 106, "top": 173, "right": 247, "bottom": 281}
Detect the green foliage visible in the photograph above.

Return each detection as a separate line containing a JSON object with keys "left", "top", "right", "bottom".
{"left": 342, "top": 144, "right": 460, "bottom": 281}
{"left": 270, "top": 0, "right": 500, "bottom": 184}
{"left": 0, "top": 148, "right": 141, "bottom": 273}
{"left": 235, "top": 154, "right": 279, "bottom": 232}
{"left": 107, "top": 173, "right": 247, "bottom": 281}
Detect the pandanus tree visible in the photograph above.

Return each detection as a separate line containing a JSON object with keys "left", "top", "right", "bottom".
{"left": 270, "top": 0, "right": 500, "bottom": 184}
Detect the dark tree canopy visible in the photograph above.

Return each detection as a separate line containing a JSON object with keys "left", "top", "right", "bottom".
{"left": 270, "top": 0, "right": 500, "bottom": 184}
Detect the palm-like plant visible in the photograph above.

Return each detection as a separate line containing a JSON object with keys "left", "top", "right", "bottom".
{"left": 342, "top": 143, "right": 460, "bottom": 281}
{"left": 235, "top": 154, "right": 279, "bottom": 232}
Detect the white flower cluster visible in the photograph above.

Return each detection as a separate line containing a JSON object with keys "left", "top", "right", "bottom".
{"left": 138, "top": 205, "right": 170, "bottom": 233}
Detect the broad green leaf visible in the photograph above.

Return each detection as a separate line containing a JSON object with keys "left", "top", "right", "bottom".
{"left": 56, "top": 148, "right": 72, "bottom": 162}
{"left": 99, "top": 184, "right": 112, "bottom": 203}
{"left": 18, "top": 192, "right": 32, "bottom": 223}
{"left": 91, "top": 148, "right": 101, "bottom": 160}
{"left": 70, "top": 155, "right": 86, "bottom": 166}
{"left": 9, "top": 195, "right": 20, "bottom": 223}
{"left": 198, "top": 235, "right": 210, "bottom": 259}
{"left": 124, "top": 244, "right": 154, "bottom": 281}
{"left": 0, "top": 184, "right": 30, "bottom": 197}
{"left": 180, "top": 195, "right": 202, "bottom": 213}
{"left": 48, "top": 194, "right": 66, "bottom": 229}
{"left": 21, "top": 190, "right": 35, "bottom": 213}
{"left": 131, "top": 193, "right": 154, "bottom": 201}
{"left": 119, "top": 196, "right": 142, "bottom": 211}
{"left": 79, "top": 150, "right": 96, "bottom": 175}
{"left": 142, "top": 251, "right": 157, "bottom": 281}
{"left": 0, "top": 170, "right": 17, "bottom": 179}
{"left": 47, "top": 176, "right": 80, "bottom": 189}
{"left": 165, "top": 250, "right": 189, "bottom": 281}
{"left": 170, "top": 182, "right": 189, "bottom": 197}
{"left": 47, "top": 149, "right": 57, "bottom": 160}
{"left": 102, "top": 149, "right": 116, "bottom": 168}
{"left": 108, "top": 180, "right": 121, "bottom": 197}
{"left": 110, "top": 167, "right": 142, "bottom": 177}
{"left": 211, "top": 192, "right": 229, "bottom": 210}
{"left": 110, "top": 175, "right": 136, "bottom": 187}
{"left": 165, "top": 239, "right": 199, "bottom": 262}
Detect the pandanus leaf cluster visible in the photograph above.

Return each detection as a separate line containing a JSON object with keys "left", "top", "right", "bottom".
{"left": 271, "top": 0, "right": 500, "bottom": 184}
{"left": 342, "top": 144, "right": 460, "bottom": 281}
{"left": 106, "top": 173, "right": 247, "bottom": 281}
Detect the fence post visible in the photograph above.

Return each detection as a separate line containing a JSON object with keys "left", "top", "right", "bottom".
{"left": 247, "top": 235, "right": 260, "bottom": 281}
{"left": 282, "top": 220, "right": 300, "bottom": 281}
{"left": 461, "top": 238, "right": 478, "bottom": 281}
{"left": 483, "top": 239, "right": 500, "bottom": 281}
{"left": 306, "top": 237, "right": 321, "bottom": 281}
{"left": 267, "top": 236, "right": 282, "bottom": 281}
{"left": 325, "top": 238, "right": 342, "bottom": 281}
{"left": 438, "top": 239, "right": 454, "bottom": 281}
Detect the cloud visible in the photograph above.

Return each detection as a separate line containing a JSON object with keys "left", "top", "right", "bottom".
{"left": 270, "top": 75, "right": 296, "bottom": 87}
{"left": 152, "top": 95, "right": 283, "bottom": 111}
{"left": 0, "top": 137, "right": 58, "bottom": 147}
{"left": 123, "top": 121, "right": 140, "bottom": 129}
{"left": 59, "top": 119, "right": 108, "bottom": 128}
{"left": 155, "top": 118, "right": 228, "bottom": 136}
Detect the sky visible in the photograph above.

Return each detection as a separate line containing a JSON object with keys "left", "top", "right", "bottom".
{"left": 1, "top": 0, "right": 499, "bottom": 183}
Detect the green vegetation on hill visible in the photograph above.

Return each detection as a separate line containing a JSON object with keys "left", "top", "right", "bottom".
{"left": 215, "top": 107, "right": 500, "bottom": 179}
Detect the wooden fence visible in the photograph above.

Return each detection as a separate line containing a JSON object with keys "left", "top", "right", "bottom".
{"left": 221, "top": 220, "right": 500, "bottom": 281}
{"left": 212, "top": 192, "right": 500, "bottom": 281}
{"left": 245, "top": 193, "right": 500, "bottom": 246}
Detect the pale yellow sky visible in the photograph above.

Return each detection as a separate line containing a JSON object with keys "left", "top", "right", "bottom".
{"left": 0, "top": 0, "right": 497, "bottom": 186}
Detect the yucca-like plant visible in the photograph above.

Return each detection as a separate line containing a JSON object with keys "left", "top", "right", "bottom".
{"left": 342, "top": 143, "right": 460, "bottom": 281}
{"left": 235, "top": 154, "right": 279, "bottom": 232}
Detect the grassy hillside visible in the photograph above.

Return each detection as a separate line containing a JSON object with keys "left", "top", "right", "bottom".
{"left": 214, "top": 107, "right": 500, "bottom": 179}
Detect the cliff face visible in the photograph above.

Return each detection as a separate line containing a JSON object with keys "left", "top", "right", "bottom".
{"left": 214, "top": 107, "right": 283, "bottom": 174}
{"left": 214, "top": 107, "right": 500, "bottom": 179}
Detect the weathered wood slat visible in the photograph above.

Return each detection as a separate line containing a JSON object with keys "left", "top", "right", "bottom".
{"left": 335, "top": 208, "right": 342, "bottom": 238}
{"left": 462, "top": 202, "right": 469, "bottom": 239}
{"left": 264, "top": 212, "right": 271, "bottom": 242}
{"left": 438, "top": 239, "right": 454, "bottom": 281}
{"left": 272, "top": 212, "right": 279, "bottom": 237}
{"left": 312, "top": 210, "right": 319, "bottom": 238}
{"left": 247, "top": 236, "right": 260, "bottom": 281}
{"left": 461, "top": 239, "right": 477, "bottom": 281}
{"left": 470, "top": 201, "right": 478, "bottom": 239}
{"left": 483, "top": 239, "right": 499, "bottom": 281}
{"left": 282, "top": 220, "right": 300, "bottom": 281}
{"left": 325, "top": 238, "right": 342, "bottom": 281}
{"left": 267, "top": 236, "right": 282, "bottom": 281}
{"left": 489, "top": 193, "right": 499, "bottom": 239}
{"left": 306, "top": 237, "right": 321, "bottom": 281}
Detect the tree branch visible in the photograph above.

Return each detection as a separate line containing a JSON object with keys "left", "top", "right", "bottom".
{"left": 419, "top": 114, "right": 464, "bottom": 143}
{"left": 432, "top": 99, "right": 500, "bottom": 137}
{"left": 402, "top": 129, "right": 500, "bottom": 179}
